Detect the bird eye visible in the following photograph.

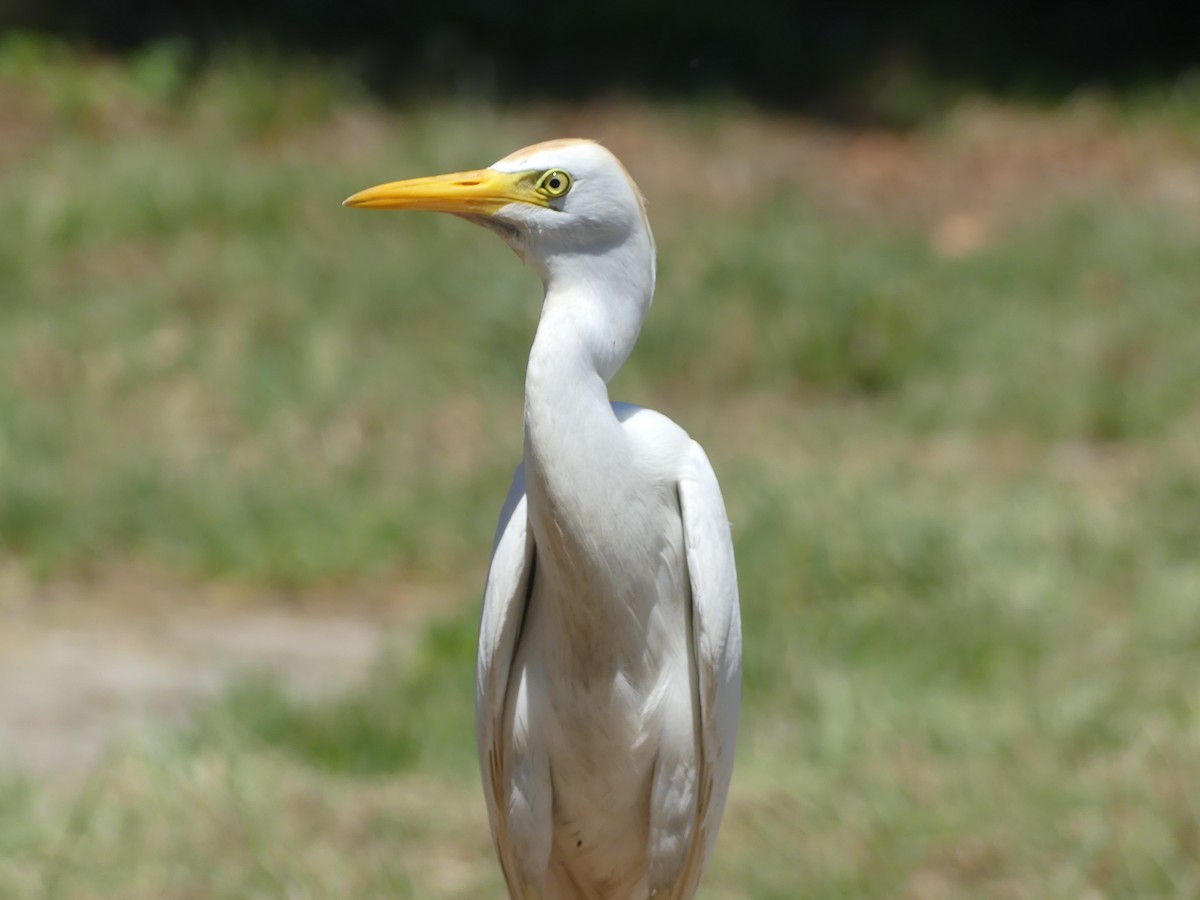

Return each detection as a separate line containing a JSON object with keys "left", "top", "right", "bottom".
{"left": 536, "top": 169, "right": 573, "bottom": 198}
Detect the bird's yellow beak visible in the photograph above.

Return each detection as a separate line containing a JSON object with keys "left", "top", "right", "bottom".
{"left": 343, "top": 169, "right": 542, "bottom": 215}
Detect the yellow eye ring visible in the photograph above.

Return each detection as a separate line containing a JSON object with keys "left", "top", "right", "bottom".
{"left": 536, "top": 169, "right": 573, "bottom": 199}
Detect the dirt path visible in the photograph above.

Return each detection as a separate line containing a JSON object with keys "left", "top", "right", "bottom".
{"left": 0, "top": 570, "right": 449, "bottom": 773}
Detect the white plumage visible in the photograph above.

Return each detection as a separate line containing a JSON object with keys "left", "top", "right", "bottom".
{"left": 346, "top": 139, "right": 741, "bottom": 899}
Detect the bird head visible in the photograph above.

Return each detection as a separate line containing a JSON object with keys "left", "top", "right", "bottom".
{"left": 344, "top": 139, "right": 653, "bottom": 277}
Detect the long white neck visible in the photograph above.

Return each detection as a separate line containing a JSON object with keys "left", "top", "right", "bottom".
{"left": 522, "top": 227, "right": 655, "bottom": 587}
{"left": 529, "top": 225, "right": 655, "bottom": 383}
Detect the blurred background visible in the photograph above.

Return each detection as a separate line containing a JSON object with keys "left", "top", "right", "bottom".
{"left": 0, "top": 2, "right": 1199, "bottom": 897}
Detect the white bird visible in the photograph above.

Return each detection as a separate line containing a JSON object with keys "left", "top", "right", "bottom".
{"left": 345, "top": 139, "right": 741, "bottom": 900}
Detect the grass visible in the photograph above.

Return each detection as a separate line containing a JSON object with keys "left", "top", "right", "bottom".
{"left": 1, "top": 39, "right": 1200, "bottom": 897}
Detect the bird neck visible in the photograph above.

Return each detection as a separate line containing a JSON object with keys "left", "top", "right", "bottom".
{"left": 522, "top": 233, "right": 655, "bottom": 585}
{"left": 532, "top": 226, "right": 655, "bottom": 384}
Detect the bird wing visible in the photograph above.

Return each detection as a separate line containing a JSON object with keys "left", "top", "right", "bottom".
{"left": 674, "top": 440, "right": 742, "bottom": 898}
{"left": 475, "top": 463, "right": 535, "bottom": 895}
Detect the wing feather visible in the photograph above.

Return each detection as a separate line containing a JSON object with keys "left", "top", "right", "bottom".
{"left": 673, "top": 441, "right": 741, "bottom": 898}
{"left": 475, "top": 464, "right": 535, "bottom": 897}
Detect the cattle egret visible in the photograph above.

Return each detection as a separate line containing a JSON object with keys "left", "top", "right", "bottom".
{"left": 345, "top": 139, "right": 741, "bottom": 899}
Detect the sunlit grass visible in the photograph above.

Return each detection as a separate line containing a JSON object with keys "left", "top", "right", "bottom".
{"left": 1, "top": 40, "right": 1199, "bottom": 898}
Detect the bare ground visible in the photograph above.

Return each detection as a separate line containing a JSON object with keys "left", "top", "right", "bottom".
{"left": 0, "top": 568, "right": 448, "bottom": 773}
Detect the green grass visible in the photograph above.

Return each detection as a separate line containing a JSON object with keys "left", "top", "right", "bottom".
{"left": 2, "top": 41, "right": 1200, "bottom": 897}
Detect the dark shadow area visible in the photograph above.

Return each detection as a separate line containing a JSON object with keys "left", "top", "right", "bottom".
{"left": 3, "top": 1, "right": 1199, "bottom": 119}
